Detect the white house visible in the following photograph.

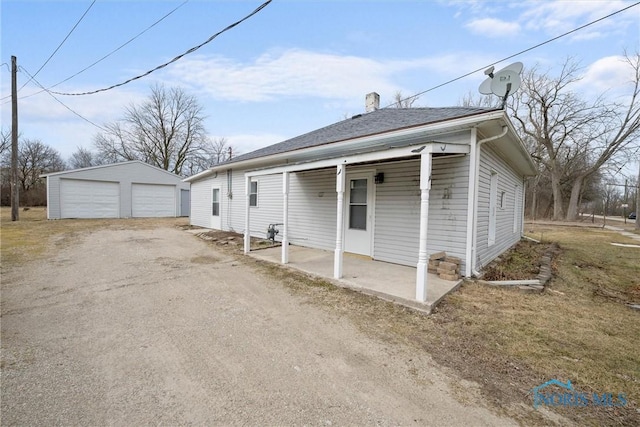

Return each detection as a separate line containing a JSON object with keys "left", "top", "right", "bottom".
{"left": 42, "top": 160, "right": 190, "bottom": 219}
{"left": 185, "top": 94, "right": 536, "bottom": 303}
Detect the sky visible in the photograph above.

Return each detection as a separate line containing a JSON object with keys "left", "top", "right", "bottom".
{"left": 1, "top": 0, "right": 639, "bottom": 179}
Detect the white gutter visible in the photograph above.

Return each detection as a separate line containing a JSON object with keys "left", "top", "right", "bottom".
{"left": 184, "top": 110, "right": 506, "bottom": 182}
{"left": 466, "top": 124, "right": 509, "bottom": 277}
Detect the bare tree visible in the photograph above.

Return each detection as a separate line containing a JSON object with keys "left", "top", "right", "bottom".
{"left": 512, "top": 53, "right": 640, "bottom": 221}
{"left": 182, "top": 137, "right": 237, "bottom": 176}
{"left": 1, "top": 139, "right": 65, "bottom": 205}
{"left": 15, "top": 139, "right": 66, "bottom": 192}
{"left": 0, "top": 128, "right": 11, "bottom": 158}
{"left": 69, "top": 146, "right": 103, "bottom": 169}
{"left": 512, "top": 59, "right": 609, "bottom": 220}
{"left": 94, "top": 84, "right": 210, "bottom": 176}
{"left": 390, "top": 91, "right": 420, "bottom": 108}
{"left": 563, "top": 53, "right": 640, "bottom": 220}
{"left": 458, "top": 92, "right": 502, "bottom": 108}
{"left": 636, "top": 161, "right": 640, "bottom": 230}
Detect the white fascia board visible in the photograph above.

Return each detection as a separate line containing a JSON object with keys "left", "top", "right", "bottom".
{"left": 502, "top": 114, "right": 537, "bottom": 176}
{"left": 183, "top": 168, "right": 217, "bottom": 182}
{"left": 39, "top": 160, "right": 142, "bottom": 178}
{"left": 245, "top": 142, "right": 470, "bottom": 177}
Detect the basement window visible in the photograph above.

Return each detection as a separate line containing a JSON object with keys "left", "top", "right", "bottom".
{"left": 249, "top": 181, "right": 258, "bottom": 207}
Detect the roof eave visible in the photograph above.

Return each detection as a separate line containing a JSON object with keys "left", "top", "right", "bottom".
{"left": 185, "top": 109, "right": 506, "bottom": 182}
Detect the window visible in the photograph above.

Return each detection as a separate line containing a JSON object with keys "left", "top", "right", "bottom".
{"left": 349, "top": 178, "right": 367, "bottom": 230}
{"left": 211, "top": 188, "right": 220, "bottom": 216}
{"left": 249, "top": 181, "right": 258, "bottom": 207}
{"left": 500, "top": 191, "right": 506, "bottom": 209}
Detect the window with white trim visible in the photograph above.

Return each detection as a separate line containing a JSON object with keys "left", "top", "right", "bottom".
{"left": 249, "top": 181, "right": 258, "bottom": 207}
{"left": 212, "top": 188, "right": 220, "bottom": 216}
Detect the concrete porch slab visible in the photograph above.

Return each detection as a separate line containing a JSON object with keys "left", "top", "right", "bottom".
{"left": 250, "top": 245, "right": 462, "bottom": 314}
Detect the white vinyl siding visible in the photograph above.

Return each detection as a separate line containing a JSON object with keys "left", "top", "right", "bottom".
{"left": 488, "top": 172, "right": 498, "bottom": 246}
{"left": 373, "top": 156, "right": 470, "bottom": 273}
{"left": 247, "top": 174, "right": 282, "bottom": 238}
{"left": 131, "top": 183, "right": 175, "bottom": 217}
{"left": 190, "top": 176, "right": 217, "bottom": 228}
{"left": 227, "top": 169, "right": 246, "bottom": 233}
{"left": 475, "top": 144, "right": 523, "bottom": 268}
{"left": 288, "top": 168, "right": 337, "bottom": 250}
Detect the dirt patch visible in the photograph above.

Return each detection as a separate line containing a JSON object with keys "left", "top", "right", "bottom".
{"left": 481, "top": 240, "right": 555, "bottom": 281}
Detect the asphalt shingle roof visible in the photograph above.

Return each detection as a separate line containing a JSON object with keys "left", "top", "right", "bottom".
{"left": 225, "top": 107, "right": 499, "bottom": 165}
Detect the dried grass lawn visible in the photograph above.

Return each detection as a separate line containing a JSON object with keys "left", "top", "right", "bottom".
{"left": 0, "top": 207, "right": 188, "bottom": 269}
{"left": 249, "top": 223, "right": 640, "bottom": 426}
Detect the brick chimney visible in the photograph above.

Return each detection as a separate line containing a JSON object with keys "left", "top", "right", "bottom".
{"left": 365, "top": 92, "right": 380, "bottom": 113}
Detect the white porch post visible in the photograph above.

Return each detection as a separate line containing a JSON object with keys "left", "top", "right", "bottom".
{"left": 334, "top": 164, "right": 345, "bottom": 279}
{"left": 416, "top": 152, "right": 432, "bottom": 302}
{"left": 243, "top": 175, "right": 251, "bottom": 254}
{"left": 281, "top": 171, "right": 289, "bottom": 264}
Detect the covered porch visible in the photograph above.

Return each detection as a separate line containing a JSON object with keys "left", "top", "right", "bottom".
{"left": 250, "top": 244, "right": 462, "bottom": 313}
{"left": 243, "top": 139, "right": 473, "bottom": 307}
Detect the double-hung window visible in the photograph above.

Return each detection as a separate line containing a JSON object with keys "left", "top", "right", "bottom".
{"left": 249, "top": 181, "right": 258, "bottom": 207}
{"left": 211, "top": 188, "right": 220, "bottom": 216}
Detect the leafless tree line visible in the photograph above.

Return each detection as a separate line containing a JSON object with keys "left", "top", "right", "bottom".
{"left": 0, "top": 131, "right": 66, "bottom": 206}
{"left": 461, "top": 52, "right": 640, "bottom": 222}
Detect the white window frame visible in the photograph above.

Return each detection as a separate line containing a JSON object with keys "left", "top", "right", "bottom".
{"left": 212, "top": 187, "right": 220, "bottom": 217}
{"left": 249, "top": 181, "right": 258, "bottom": 207}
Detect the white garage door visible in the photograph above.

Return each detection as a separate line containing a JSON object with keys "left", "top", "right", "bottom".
{"left": 60, "top": 179, "right": 120, "bottom": 219}
{"left": 132, "top": 184, "right": 175, "bottom": 217}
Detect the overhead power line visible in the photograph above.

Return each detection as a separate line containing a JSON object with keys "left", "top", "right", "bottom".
{"left": 18, "top": 0, "right": 96, "bottom": 93}
{"left": 18, "top": 0, "right": 190, "bottom": 100}
{"left": 386, "top": 1, "right": 640, "bottom": 108}
{"left": 52, "top": 0, "right": 272, "bottom": 97}
{"left": 19, "top": 66, "right": 107, "bottom": 132}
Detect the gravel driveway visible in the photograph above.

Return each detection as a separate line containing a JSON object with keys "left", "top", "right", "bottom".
{"left": 1, "top": 225, "right": 515, "bottom": 426}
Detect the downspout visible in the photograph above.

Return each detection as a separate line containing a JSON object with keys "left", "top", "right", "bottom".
{"left": 467, "top": 125, "right": 509, "bottom": 277}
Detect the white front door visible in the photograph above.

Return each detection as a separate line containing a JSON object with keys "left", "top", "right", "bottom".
{"left": 344, "top": 172, "right": 374, "bottom": 256}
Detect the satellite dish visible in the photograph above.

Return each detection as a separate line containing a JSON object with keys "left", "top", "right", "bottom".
{"left": 478, "top": 62, "right": 523, "bottom": 108}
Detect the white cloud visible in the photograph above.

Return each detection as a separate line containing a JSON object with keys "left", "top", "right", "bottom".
{"left": 168, "top": 50, "right": 398, "bottom": 102}
{"left": 576, "top": 55, "right": 636, "bottom": 96}
{"left": 452, "top": 0, "right": 634, "bottom": 41}
{"left": 465, "top": 18, "right": 521, "bottom": 37}
{"left": 166, "top": 49, "right": 494, "bottom": 104}
{"left": 0, "top": 83, "right": 148, "bottom": 158}
{"left": 518, "top": 0, "right": 632, "bottom": 40}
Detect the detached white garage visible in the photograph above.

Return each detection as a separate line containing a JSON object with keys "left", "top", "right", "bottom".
{"left": 41, "top": 161, "right": 190, "bottom": 219}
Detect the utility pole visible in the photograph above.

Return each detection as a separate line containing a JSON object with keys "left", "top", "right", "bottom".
{"left": 11, "top": 55, "right": 19, "bottom": 221}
